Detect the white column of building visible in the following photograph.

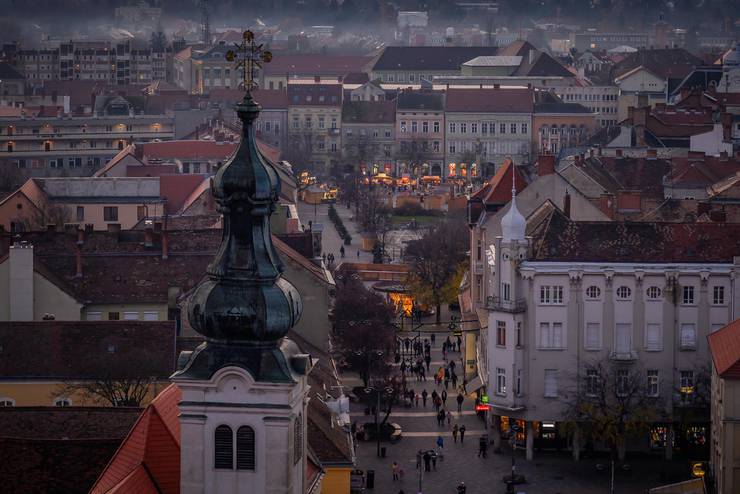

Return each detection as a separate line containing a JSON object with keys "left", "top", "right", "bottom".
{"left": 633, "top": 272, "right": 645, "bottom": 357}
{"left": 602, "top": 270, "right": 615, "bottom": 357}
{"left": 568, "top": 271, "right": 583, "bottom": 461}
{"left": 663, "top": 272, "right": 679, "bottom": 461}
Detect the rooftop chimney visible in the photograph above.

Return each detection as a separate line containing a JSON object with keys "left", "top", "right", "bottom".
{"left": 9, "top": 242, "right": 33, "bottom": 320}
{"left": 75, "top": 243, "right": 83, "bottom": 278}
{"left": 538, "top": 153, "right": 556, "bottom": 176}
{"left": 563, "top": 189, "right": 571, "bottom": 218}
{"left": 616, "top": 149, "right": 623, "bottom": 158}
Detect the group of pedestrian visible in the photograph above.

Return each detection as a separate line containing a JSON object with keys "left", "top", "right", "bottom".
{"left": 321, "top": 252, "right": 336, "bottom": 267}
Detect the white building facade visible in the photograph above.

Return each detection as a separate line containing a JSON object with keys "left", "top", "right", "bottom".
{"left": 479, "top": 210, "right": 740, "bottom": 460}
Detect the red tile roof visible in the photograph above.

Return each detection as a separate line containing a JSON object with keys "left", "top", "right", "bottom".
{"left": 708, "top": 319, "right": 740, "bottom": 379}
{"left": 160, "top": 174, "right": 209, "bottom": 214}
{"left": 264, "top": 55, "right": 371, "bottom": 77}
{"left": 288, "top": 84, "right": 343, "bottom": 106}
{"left": 90, "top": 384, "right": 181, "bottom": 494}
{"left": 445, "top": 88, "right": 534, "bottom": 113}
{"left": 471, "top": 159, "right": 527, "bottom": 205}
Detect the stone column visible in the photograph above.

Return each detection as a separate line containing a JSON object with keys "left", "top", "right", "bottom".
{"left": 698, "top": 271, "right": 710, "bottom": 344}
{"left": 525, "top": 421, "right": 534, "bottom": 461}
{"left": 603, "top": 270, "right": 615, "bottom": 354}
{"left": 633, "top": 271, "right": 644, "bottom": 354}
{"left": 572, "top": 424, "right": 581, "bottom": 462}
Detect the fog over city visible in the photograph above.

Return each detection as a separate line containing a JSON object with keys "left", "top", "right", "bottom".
{"left": 0, "top": 1, "right": 739, "bottom": 494}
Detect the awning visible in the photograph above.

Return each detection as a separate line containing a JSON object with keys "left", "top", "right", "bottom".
{"left": 465, "top": 375, "right": 484, "bottom": 393}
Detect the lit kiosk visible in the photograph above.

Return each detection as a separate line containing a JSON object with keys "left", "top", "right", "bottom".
{"left": 172, "top": 32, "right": 309, "bottom": 494}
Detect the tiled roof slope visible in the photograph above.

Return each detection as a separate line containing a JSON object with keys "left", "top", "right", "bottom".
{"left": 90, "top": 384, "right": 181, "bottom": 494}
{"left": 11, "top": 229, "right": 328, "bottom": 305}
{"left": 0, "top": 321, "right": 176, "bottom": 380}
{"left": 0, "top": 407, "right": 141, "bottom": 494}
{"left": 529, "top": 208, "right": 740, "bottom": 263}
{"left": 372, "top": 46, "right": 498, "bottom": 71}
{"left": 708, "top": 319, "right": 740, "bottom": 379}
{"left": 446, "top": 88, "right": 533, "bottom": 113}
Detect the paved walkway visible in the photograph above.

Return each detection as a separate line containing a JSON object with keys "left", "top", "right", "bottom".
{"left": 296, "top": 200, "right": 373, "bottom": 263}
{"left": 346, "top": 332, "right": 679, "bottom": 494}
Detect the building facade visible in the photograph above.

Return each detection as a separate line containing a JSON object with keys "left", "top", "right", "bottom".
{"left": 395, "top": 90, "right": 445, "bottom": 177}
{"left": 287, "top": 84, "right": 343, "bottom": 175}
{"left": 552, "top": 85, "right": 619, "bottom": 128}
{"left": 445, "top": 88, "right": 533, "bottom": 177}
{"left": 708, "top": 319, "right": 740, "bottom": 494}
{"left": 481, "top": 210, "right": 738, "bottom": 460}
{"left": 341, "top": 100, "right": 396, "bottom": 174}
{"left": 0, "top": 106, "right": 174, "bottom": 176}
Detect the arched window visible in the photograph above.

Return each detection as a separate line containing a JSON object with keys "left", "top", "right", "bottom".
{"left": 236, "top": 426, "right": 255, "bottom": 470}
{"left": 585, "top": 286, "right": 601, "bottom": 300}
{"left": 215, "top": 425, "right": 234, "bottom": 469}
{"left": 647, "top": 286, "right": 662, "bottom": 300}
{"left": 294, "top": 415, "right": 303, "bottom": 464}
{"left": 616, "top": 286, "right": 632, "bottom": 300}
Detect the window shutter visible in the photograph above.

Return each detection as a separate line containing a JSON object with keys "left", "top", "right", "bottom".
{"left": 586, "top": 323, "right": 600, "bottom": 349}
{"left": 552, "top": 323, "right": 563, "bottom": 348}
{"left": 539, "top": 323, "right": 550, "bottom": 348}
{"left": 646, "top": 324, "right": 661, "bottom": 350}
{"left": 236, "top": 426, "right": 256, "bottom": 470}
{"left": 214, "top": 425, "right": 233, "bottom": 469}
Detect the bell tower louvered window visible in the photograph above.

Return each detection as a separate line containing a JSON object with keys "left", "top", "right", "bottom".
{"left": 236, "top": 426, "right": 256, "bottom": 470}
{"left": 214, "top": 425, "right": 233, "bottom": 469}
{"left": 294, "top": 416, "right": 303, "bottom": 464}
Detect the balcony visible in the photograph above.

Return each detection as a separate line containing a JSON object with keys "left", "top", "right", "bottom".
{"left": 328, "top": 128, "right": 340, "bottom": 136}
{"left": 485, "top": 296, "right": 526, "bottom": 313}
{"left": 609, "top": 350, "right": 638, "bottom": 362}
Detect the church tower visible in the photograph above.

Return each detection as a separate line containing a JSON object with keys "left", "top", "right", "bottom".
{"left": 172, "top": 42, "right": 309, "bottom": 493}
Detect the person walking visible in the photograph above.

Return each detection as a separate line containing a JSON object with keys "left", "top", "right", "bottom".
{"left": 446, "top": 410, "right": 452, "bottom": 427}
{"left": 451, "top": 372, "right": 458, "bottom": 390}
{"left": 340, "top": 245, "right": 345, "bottom": 258}
{"left": 478, "top": 435, "right": 488, "bottom": 458}
{"left": 456, "top": 392, "right": 464, "bottom": 412}
{"left": 441, "top": 389, "right": 448, "bottom": 406}
{"left": 356, "top": 250, "right": 360, "bottom": 259}
{"left": 444, "top": 376, "right": 450, "bottom": 391}
{"left": 392, "top": 461, "right": 399, "bottom": 481}
{"left": 452, "top": 424, "right": 459, "bottom": 443}
{"left": 431, "top": 332, "right": 436, "bottom": 346}
{"left": 456, "top": 335, "right": 462, "bottom": 352}
{"left": 415, "top": 392, "right": 420, "bottom": 407}
{"left": 460, "top": 424, "right": 466, "bottom": 444}
{"left": 434, "top": 395, "right": 442, "bottom": 413}
{"left": 431, "top": 451, "right": 437, "bottom": 471}
{"left": 421, "top": 389, "right": 428, "bottom": 407}
{"left": 424, "top": 354, "right": 431, "bottom": 372}
{"left": 437, "top": 409, "right": 445, "bottom": 427}
{"left": 457, "top": 481, "right": 467, "bottom": 494}
{"left": 423, "top": 450, "right": 432, "bottom": 472}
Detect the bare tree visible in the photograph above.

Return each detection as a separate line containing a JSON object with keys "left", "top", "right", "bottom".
{"left": 563, "top": 358, "right": 666, "bottom": 461}
{"left": 405, "top": 220, "right": 469, "bottom": 323}
{"left": 57, "top": 376, "right": 155, "bottom": 407}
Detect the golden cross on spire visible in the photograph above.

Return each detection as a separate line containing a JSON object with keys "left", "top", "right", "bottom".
{"left": 225, "top": 30, "right": 272, "bottom": 92}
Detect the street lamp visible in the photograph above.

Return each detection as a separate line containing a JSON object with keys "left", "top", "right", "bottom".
{"left": 364, "top": 381, "right": 393, "bottom": 458}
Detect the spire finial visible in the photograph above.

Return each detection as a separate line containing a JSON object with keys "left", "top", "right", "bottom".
{"left": 225, "top": 30, "right": 272, "bottom": 94}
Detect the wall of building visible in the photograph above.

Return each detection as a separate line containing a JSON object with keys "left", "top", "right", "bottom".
{"left": 0, "top": 261, "right": 82, "bottom": 321}
{"left": 0, "top": 380, "right": 168, "bottom": 406}
{"left": 712, "top": 373, "right": 740, "bottom": 494}
{"left": 82, "top": 303, "right": 168, "bottom": 322}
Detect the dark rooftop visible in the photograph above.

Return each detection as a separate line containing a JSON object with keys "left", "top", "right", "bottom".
{"left": 529, "top": 208, "right": 740, "bottom": 263}
{"left": 396, "top": 91, "right": 444, "bottom": 111}
{"left": 372, "top": 46, "right": 498, "bottom": 71}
